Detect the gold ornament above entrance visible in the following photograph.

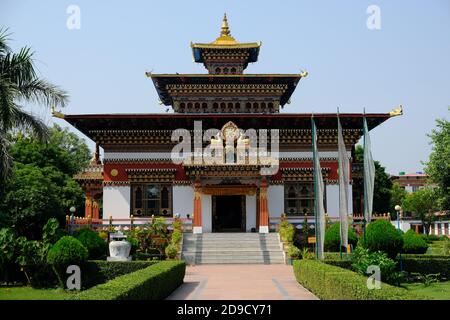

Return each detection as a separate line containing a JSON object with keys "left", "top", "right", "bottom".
{"left": 201, "top": 185, "right": 257, "bottom": 196}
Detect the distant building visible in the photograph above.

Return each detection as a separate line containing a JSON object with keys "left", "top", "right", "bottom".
{"left": 392, "top": 172, "right": 428, "bottom": 193}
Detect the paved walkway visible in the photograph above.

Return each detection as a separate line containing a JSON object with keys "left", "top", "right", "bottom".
{"left": 166, "top": 264, "right": 318, "bottom": 300}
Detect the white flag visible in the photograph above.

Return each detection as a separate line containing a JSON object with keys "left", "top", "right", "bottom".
{"left": 312, "top": 118, "right": 325, "bottom": 260}
{"left": 363, "top": 118, "right": 375, "bottom": 223}
{"left": 337, "top": 115, "right": 349, "bottom": 248}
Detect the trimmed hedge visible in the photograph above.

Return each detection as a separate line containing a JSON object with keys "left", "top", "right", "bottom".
{"left": 399, "top": 256, "right": 450, "bottom": 280}
{"left": 293, "top": 259, "right": 424, "bottom": 300}
{"left": 358, "top": 220, "right": 403, "bottom": 258}
{"left": 73, "top": 260, "right": 185, "bottom": 300}
{"left": 323, "top": 259, "right": 353, "bottom": 270}
{"left": 324, "top": 223, "right": 358, "bottom": 252}
{"left": 402, "top": 230, "right": 428, "bottom": 254}
{"left": 82, "top": 260, "right": 157, "bottom": 289}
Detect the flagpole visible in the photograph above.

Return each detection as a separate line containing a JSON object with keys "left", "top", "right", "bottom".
{"left": 337, "top": 107, "right": 343, "bottom": 260}
{"left": 362, "top": 108, "right": 367, "bottom": 243}
{"left": 311, "top": 115, "right": 319, "bottom": 259}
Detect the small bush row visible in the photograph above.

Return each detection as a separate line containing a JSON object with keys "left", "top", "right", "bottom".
{"left": 82, "top": 260, "right": 157, "bottom": 289}
{"left": 293, "top": 259, "right": 424, "bottom": 300}
{"left": 398, "top": 256, "right": 450, "bottom": 280}
{"left": 73, "top": 261, "right": 186, "bottom": 300}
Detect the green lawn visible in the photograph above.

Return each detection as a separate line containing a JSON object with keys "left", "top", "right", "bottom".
{"left": 0, "top": 287, "right": 76, "bottom": 300}
{"left": 404, "top": 281, "right": 450, "bottom": 300}
{"left": 426, "top": 240, "right": 449, "bottom": 255}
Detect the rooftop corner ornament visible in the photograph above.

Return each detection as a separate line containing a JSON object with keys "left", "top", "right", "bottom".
{"left": 389, "top": 105, "right": 404, "bottom": 117}
{"left": 51, "top": 105, "right": 65, "bottom": 119}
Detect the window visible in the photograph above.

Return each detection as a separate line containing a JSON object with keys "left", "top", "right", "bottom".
{"left": 131, "top": 184, "right": 172, "bottom": 217}
{"left": 284, "top": 182, "right": 315, "bottom": 216}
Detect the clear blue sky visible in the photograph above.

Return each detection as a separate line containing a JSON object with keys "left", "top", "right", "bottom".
{"left": 1, "top": 0, "right": 449, "bottom": 175}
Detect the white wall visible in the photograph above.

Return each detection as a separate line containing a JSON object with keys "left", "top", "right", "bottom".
{"left": 201, "top": 194, "right": 212, "bottom": 232}
{"left": 326, "top": 185, "right": 339, "bottom": 218}
{"left": 246, "top": 195, "right": 257, "bottom": 231}
{"left": 326, "top": 184, "right": 353, "bottom": 218}
{"left": 103, "top": 185, "right": 130, "bottom": 220}
{"left": 173, "top": 186, "right": 194, "bottom": 218}
{"left": 268, "top": 185, "right": 284, "bottom": 218}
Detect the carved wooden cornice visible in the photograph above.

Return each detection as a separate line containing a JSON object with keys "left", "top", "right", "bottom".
{"left": 125, "top": 168, "right": 177, "bottom": 183}
{"left": 201, "top": 184, "right": 257, "bottom": 196}
{"left": 184, "top": 164, "right": 262, "bottom": 178}
{"left": 87, "top": 128, "right": 361, "bottom": 146}
{"left": 281, "top": 167, "right": 331, "bottom": 182}
{"left": 167, "top": 84, "right": 288, "bottom": 96}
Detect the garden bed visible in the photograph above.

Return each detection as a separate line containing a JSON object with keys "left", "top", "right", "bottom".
{"left": 293, "top": 259, "right": 424, "bottom": 300}
{"left": 73, "top": 260, "right": 186, "bottom": 300}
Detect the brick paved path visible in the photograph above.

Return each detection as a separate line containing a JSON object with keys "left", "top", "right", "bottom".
{"left": 166, "top": 264, "right": 318, "bottom": 300}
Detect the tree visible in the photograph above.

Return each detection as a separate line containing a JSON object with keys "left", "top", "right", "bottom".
{"left": 355, "top": 145, "right": 393, "bottom": 214}
{"left": 0, "top": 28, "right": 68, "bottom": 181}
{"left": 424, "top": 111, "right": 450, "bottom": 209}
{"left": 0, "top": 125, "right": 89, "bottom": 239}
{"left": 390, "top": 182, "right": 407, "bottom": 217}
{"left": 403, "top": 187, "right": 439, "bottom": 235}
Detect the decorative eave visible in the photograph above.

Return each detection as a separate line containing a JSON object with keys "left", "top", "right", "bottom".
{"left": 147, "top": 74, "right": 303, "bottom": 106}
{"left": 62, "top": 113, "right": 391, "bottom": 146}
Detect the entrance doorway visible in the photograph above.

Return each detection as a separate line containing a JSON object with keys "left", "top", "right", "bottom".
{"left": 212, "top": 195, "right": 245, "bottom": 232}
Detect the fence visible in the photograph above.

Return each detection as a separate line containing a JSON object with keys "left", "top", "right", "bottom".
{"left": 65, "top": 215, "right": 193, "bottom": 234}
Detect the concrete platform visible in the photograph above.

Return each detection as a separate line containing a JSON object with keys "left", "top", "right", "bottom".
{"left": 166, "top": 264, "right": 318, "bottom": 300}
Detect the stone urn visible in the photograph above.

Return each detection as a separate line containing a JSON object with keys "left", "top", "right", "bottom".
{"left": 107, "top": 232, "right": 132, "bottom": 261}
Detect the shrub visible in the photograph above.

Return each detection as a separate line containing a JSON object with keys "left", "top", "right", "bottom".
{"left": 42, "top": 218, "right": 65, "bottom": 244}
{"left": 0, "top": 228, "right": 23, "bottom": 283}
{"left": 73, "top": 228, "right": 108, "bottom": 260}
{"left": 82, "top": 260, "right": 157, "bottom": 288}
{"left": 324, "top": 223, "right": 358, "bottom": 252}
{"left": 427, "top": 234, "right": 440, "bottom": 241}
{"left": 402, "top": 230, "right": 428, "bottom": 254}
{"left": 358, "top": 219, "right": 403, "bottom": 258}
{"left": 47, "top": 236, "right": 88, "bottom": 287}
{"left": 165, "top": 244, "right": 178, "bottom": 259}
{"left": 172, "top": 218, "right": 183, "bottom": 231}
{"left": 73, "top": 261, "right": 186, "bottom": 300}
{"left": 15, "top": 237, "right": 55, "bottom": 288}
{"left": 399, "top": 256, "right": 450, "bottom": 280}
{"left": 351, "top": 247, "right": 403, "bottom": 285}
{"left": 288, "top": 246, "right": 301, "bottom": 259}
{"left": 279, "top": 222, "right": 295, "bottom": 243}
{"left": 171, "top": 230, "right": 182, "bottom": 245}
{"left": 293, "top": 259, "right": 424, "bottom": 300}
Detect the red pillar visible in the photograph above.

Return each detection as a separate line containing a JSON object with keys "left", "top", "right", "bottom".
{"left": 259, "top": 179, "right": 269, "bottom": 233}
{"left": 193, "top": 182, "right": 202, "bottom": 233}
{"left": 85, "top": 194, "right": 92, "bottom": 218}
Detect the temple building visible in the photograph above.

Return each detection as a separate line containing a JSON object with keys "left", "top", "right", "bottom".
{"left": 57, "top": 14, "right": 398, "bottom": 233}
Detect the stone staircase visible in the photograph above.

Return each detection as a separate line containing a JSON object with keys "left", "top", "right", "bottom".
{"left": 181, "top": 233, "right": 285, "bottom": 264}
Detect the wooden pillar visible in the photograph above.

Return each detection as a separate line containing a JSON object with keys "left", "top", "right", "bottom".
{"left": 92, "top": 197, "right": 99, "bottom": 220}
{"left": 193, "top": 181, "right": 202, "bottom": 234}
{"left": 85, "top": 194, "right": 92, "bottom": 218}
{"left": 259, "top": 179, "right": 269, "bottom": 233}
{"left": 415, "top": 224, "right": 419, "bottom": 234}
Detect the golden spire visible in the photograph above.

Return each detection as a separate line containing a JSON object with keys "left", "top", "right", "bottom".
{"left": 221, "top": 13, "right": 231, "bottom": 37}
{"left": 212, "top": 13, "right": 237, "bottom": 45}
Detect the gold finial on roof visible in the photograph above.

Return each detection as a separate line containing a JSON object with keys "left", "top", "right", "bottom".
{"left": 221, "top": 13, "right": 231, "bottom": 37}
{"left": 212, "top": 13, "right": 238, "bottom": 45}
{"left": 51, "top": 105, "right": 65, "bottom": 119}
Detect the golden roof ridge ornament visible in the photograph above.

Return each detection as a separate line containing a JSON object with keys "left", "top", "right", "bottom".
{"left": 389, "top": 105, "right": 403, "bottom": 117}
{"left": 51, "top": 105, "right": 65, "bottom": 119}
{"left": 212, "top": 13, "right": 238, "bottom": 45}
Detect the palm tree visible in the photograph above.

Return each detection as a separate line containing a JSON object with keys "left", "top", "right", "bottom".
{"left": 0, "top": 28, "right": 68, "bottom": 181}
